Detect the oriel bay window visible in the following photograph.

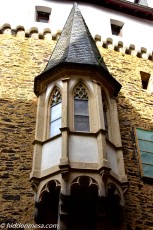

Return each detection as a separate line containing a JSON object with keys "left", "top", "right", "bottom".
{"left": 74, "top": 83, "right": 89, "bottom": 132}
{"left": 50, "top": 87, "right": 62, "bottom": 137}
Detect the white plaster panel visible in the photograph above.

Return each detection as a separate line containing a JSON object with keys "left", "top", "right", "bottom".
{"left": 69, "top": 135, "right": 98, "bottom": 163}
{"left": 0, "top": 0, "right": 152, "bottom": 54}
{"left": 106, "top": 143, "right": 119, "bottom": 175}
{"left": 41, "top": 137, "right": 62, "bottom": 171}
{"left": 0, "top": 0, "right": 153, "bottom": 51}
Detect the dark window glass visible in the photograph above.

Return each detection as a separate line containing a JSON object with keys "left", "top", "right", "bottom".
{"left": 74, "top": 99, "right": 89, "bottom": 132}
{"left": 74, "top": 100, "right": 88, "bottom": 116}
{"left": 140, "top": 71, "right": 150, "bottom": 90}
{"left": 37, "top": 12, "right": 50, "bottom": 23}
{"left": 111, "top": 24, "right": 121, "bottom": 36}
{"left": 74, "top": 115, "right": 89, "bottom": 132}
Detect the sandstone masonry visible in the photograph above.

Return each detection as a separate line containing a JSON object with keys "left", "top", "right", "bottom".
{"left": 0, "top": 34, "right": 153, "bottom": 230}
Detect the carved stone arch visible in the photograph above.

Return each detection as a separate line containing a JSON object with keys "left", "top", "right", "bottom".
{"left": 70, "top": 78, "right": 93, "bottom": 99}
{"left": 46, "top": 83, "right": 62, "bottom": 107}
{"left": 69, "top": 176, "right": 99, "bottom": 229}
{"left": 73, "top": 82, "right": 88, "bottom": 100}
{"left": 106, "top": 182, "right": 124, "bottom": 206}
{"left": 35, "top": 180, "right": 61, "bottom": 225}
{"left": 106, "top": 182, "right": 124, "bottom": 228}
{"left": 46, "top": 82, "right": 62, "bottom": 107}
{"left": 70, "top": 175, "right": 99, "bottom": 194}
{"left": 39, "top": 179, "right": 61, "bottom": 202}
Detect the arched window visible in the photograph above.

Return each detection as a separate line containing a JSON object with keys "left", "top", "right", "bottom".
{"left": 102, "top": 91, "right": 108, "bottom": 135}
{"left": 50, "top": 87, "right": 62, "bottom": 137}
{"left": 74, "top": 83, "right": 89, "bottom": 132}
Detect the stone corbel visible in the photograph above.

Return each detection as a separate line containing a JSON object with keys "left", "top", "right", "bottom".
{"left": 59, "top": 158, "right": 70, "bottom": 181}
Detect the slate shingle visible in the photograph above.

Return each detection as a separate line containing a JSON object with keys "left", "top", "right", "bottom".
{"left": 42, "top": 3, "right": 109, "bottom": 73}
{"left": 34, "top": 3, "right": 122, "bottom": 97}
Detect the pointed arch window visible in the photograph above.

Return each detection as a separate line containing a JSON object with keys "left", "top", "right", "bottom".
{"left": 74, "top": 83, "right": 89, "bottom": 132}
{"left": 102, "top": 91, "right": 108, "bottom": 135}
{"left": 50, "top": 87, "right": 62, "bottom": 137}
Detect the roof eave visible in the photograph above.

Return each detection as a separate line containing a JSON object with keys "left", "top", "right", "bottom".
{"left": 34, "top": 62, "right": 121, "bottom": 97}
{"left": 55, "top": 0, "right": 153, "bottom": 21}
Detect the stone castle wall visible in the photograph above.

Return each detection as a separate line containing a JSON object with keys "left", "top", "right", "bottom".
{"left": 100, "top": 47, "right": 153, "bottom": 230}
{"left": 0, "top": 34, "right": 153, "bottom": 229}
{"left": 0, "top": 34, "right": 55, "bottom": 226}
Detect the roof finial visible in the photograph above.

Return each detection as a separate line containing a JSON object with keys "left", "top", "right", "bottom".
{"left": 73, "top": 2, "right": 79, "bottom": 9}
{"left": 74, "top": 2, "right": 78, "bottom": 7}
{"left": 39, "top": 2, "right": 109, "bottom": 75}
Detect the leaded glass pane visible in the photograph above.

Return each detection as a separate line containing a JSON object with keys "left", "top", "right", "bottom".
{"left": 74, "top": 115, "right": 89, "bottom": 132}
{"left": 51, "top": 102, "right": 62, "bottom": 122}
{"left": 50, "top": 118, "right": 61, "bottom": 137}
{"left": 74, "top": 83, "right": 88, "bottom": 100}
{"left": 74, "top": 100, "right": 88, "bottom": 116}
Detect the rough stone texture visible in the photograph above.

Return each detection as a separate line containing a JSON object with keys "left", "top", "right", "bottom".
{"left": 42, "top": 3, "right": 108, "bottom": 74}
{"left": 99, "top": 47, "right": 153, "bottom": 230}
{"left": 0, "top": 34, "right": 153, "bottom": 230}
{"left": 0, "top": 34, "right": 55, "bottom": 227}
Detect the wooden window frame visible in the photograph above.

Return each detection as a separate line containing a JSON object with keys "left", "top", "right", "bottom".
{"left": 135, "top": 127, "right": 153, "bottom": 183}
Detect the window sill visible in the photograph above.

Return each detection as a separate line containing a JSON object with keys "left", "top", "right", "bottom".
{"left": 33, "top": 133, "right": 62, "bottom": 145}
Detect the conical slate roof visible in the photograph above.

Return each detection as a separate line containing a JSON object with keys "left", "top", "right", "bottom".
{"left": 42, "top": 3, "right": 109, "bottom": 73}
{"left": 34, "top": 3, "right": 122, "bottom": 96}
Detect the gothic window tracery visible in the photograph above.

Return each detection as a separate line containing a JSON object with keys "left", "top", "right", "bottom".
{"left": 50, "top": 87, "right": 62, "bottom": 137}
{"left": 74, "top": 83, "right": 89, "bottom": 132}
